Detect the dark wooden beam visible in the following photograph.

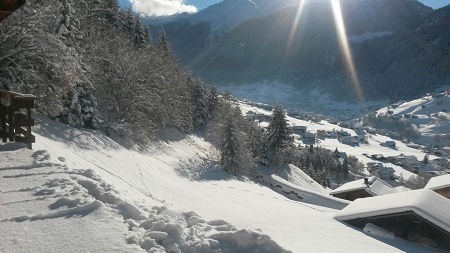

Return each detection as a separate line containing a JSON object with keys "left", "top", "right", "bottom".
{"left": 0, "top": 0, "right": 26, "bottom": 23}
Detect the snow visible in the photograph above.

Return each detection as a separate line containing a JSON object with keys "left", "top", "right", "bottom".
{"left": 425, "top": 174, "right": 450, "bottom": 190}
{"left": 349, "top": 31, "right": 394, "bottom": 43}
{"left": 0, "top": 115, "right": 442, "bottom": 252}
{"left": 275, "top": 164, "right": 329, "bottom": 194}
{"left": 363, "top": 223, "right": 395, "bottom": 240}
{"left": 376, "top": 91, "right": 450, "bottom": 146}
{"left": 330, "top": 177, "right": 398, "bottom": 196}
{"left": 335, "top": 189, "right": 450, "bottom": 234}
{"left": 239, "top": 101, "right": 431, "bottom": 180}
{"left": 256, "top": 165, "right": 350, "bottom": 210}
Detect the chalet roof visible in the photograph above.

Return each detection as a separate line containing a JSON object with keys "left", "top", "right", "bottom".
{"left": 0, "top": 0, "right": 25, "bottom": 23}
{"left": 335, "top": 189, "right": 450, "bottom": 234}
{"left": 330, "top": 177, "right": 397, "bottom": 196}
{"left": 425, "top": 174, "right": 450, "bottom": 190}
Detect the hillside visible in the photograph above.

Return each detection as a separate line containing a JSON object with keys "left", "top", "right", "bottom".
{"left": 0, "top": 115, "right": 439, "bottom": 252}
{"left": 154, "top": 0, "right": 450, "bottom": 101}
{"left": 147, "top": 0, "right": 299, "bottom": 62}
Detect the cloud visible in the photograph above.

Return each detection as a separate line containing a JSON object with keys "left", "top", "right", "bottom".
{"left": 129, "top": 0, "right": 198, "bottom": 17}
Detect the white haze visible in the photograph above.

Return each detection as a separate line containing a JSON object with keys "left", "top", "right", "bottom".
{"left": 130, "top": 0, "right": 197, "bottom": 17}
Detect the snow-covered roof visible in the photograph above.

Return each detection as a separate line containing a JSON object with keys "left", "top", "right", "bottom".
{"left": 330, "top": 177, "right": 397, "bottom": 196}
{"left": 425, "top": 174, "right": 450, "bottom": 190}
{"left": 335, "top": 189, "right": 450, "bottom": 234}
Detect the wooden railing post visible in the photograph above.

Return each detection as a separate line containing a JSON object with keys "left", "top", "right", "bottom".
{"left": 0, "top": 90, "right": 36, "bottom": 149}
{"left": 0, "top": 104, "right": 6, "bottom": 142}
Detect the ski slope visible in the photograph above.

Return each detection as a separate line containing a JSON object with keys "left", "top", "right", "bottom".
{"left": 0, "top": 116, "right": 439, "bottom": 252}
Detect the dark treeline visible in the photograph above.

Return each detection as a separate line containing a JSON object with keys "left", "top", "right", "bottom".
{"left": 0, "top": 0, "right": 216, "bottom": 144}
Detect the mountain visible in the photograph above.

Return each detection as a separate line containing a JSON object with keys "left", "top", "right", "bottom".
{"left": 145, "top": 0, "right": 299, "bottom": 62}
{"left": 148, "top": 0, "right": 450, "bottom": 102}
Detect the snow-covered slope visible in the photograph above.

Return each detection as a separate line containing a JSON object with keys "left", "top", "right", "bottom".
{"left": 239, "top": 102, "right": 441, "bottom": 180}
{"left": 275, "top": 164, "right": 329, "bottom": 194}
{"left": 0, "top": 115, "right": 440, "bottom": 252}
{"left": 188, "top": 0, "right": 299, "bottom": 33}
{"left": 376, "top": 90, "right": 450, "bottom": 146}
{"left": 147, "top": 0, "right": 299, "bottom": 35}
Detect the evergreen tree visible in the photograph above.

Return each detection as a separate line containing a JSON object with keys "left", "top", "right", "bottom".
{"left": 266, "top": 104, "right": 292, "bottom": 151}
{"left": 191, "top": 77, "right": 209, "bottom": 129}
{"left": 60, "top": 82, "right": 99, "bottom": 129}
{"left": 220, "top": 117, "right": 240, "bottom": 174}
{"left": 207, "top": 86, "right": 219, "bottom": 120}
{"left": 158, "top": 28, "right": 170, "bottom": 53}
{"left": 423, "top": 154, "right": 429, "bottom": 164}
{"left": 133, "top": 16, "right": 146, "bottom": 48}
{"left": 55, "top": 0, "right": 75, "bottom": 36}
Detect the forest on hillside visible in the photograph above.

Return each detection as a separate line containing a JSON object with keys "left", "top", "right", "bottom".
{"left": 0, "top": 0, "right": 216, "bottom": 145}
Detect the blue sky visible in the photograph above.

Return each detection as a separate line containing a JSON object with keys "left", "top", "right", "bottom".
{"left": 119, "top": 0, "right": 450, "bottom": 16}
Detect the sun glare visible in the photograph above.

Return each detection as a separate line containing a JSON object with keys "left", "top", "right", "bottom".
{"left": 331, "top": 0, "right": 365, "bottom": 106}
{"left": 284, "top": 0, "right": 307, "bottom": 61}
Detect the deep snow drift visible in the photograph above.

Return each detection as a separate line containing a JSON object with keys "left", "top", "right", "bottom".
{"left": 0, "top": 115, "right": 439, "bottom": 252}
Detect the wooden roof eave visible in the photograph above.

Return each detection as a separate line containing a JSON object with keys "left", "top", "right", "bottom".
{"left": 0, "top": 0, "right": 26, "bottom": 23}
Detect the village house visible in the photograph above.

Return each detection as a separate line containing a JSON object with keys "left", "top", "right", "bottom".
{"left": 330, "top": 177, "right": 397, "bottom": 201}
{"left": 376, "top": 167, "right": 395, "bottom": 179}
{"left": 292, "top": 125, "right": 307, "bottom": 135}
{"left": 354, "top": 127, "right": 366, "bottom": 136}
{"left": 341, "top": 136, "right": 359, "bottom": 146}
{"left": 385, "top": 141, "right": 396, "bottom": 149}
{"left": 335, "top": 189, "right": 450, "bottom": 252}
{"left": 316, "top": 130, "right": 327, "bottom": 137}
{"left": 303, "top": 132, "right": 316, "bottom": 143}
{"left": 254, "top": 113, "right": 270, "bottom": 122}
{"left": 337, "top": 152, "right": 348, "bottom": 159}
{"left": 425, "top": 174, "right": 450, "bottom": 199}
{"left": 366, "top": 162, "right": 383, "bottom": 169}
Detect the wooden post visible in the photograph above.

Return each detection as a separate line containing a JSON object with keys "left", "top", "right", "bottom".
{"left": 8, "top": 103, "right": 14, "bottom": 142}
{"left": 26, "top": 106, "right": 32, "bottom": 149}
{"left": 0, "top": 89, "right": 35, "bottom": 149}
{"left": 0, "top": 104, "right": 6, "bottom": 142}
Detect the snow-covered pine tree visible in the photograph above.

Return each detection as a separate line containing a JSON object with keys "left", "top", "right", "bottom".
{"left": 133, "top": 16, "right": 146, "bottom": 48}
{"left": 207, "top": 86, "right": 219, "bottom": 120}
{"left": 54, "top": 0, "right": 75, "bottom": 35}
{"left": 266, "top": 104, "right": 292, "bottom": 151}
{"left": 158, "top": 28, "right": 170, "bottom": 53}
{"left": 60, "top": 82, "right": 99, "bottom": 129}
{"left": 220, "top": 117, "right": 240, "bottom": 175}
{"left": 190, "top": 77, "right": 209, "bottom": 129}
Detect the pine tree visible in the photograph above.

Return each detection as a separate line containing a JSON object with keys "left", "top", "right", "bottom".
{"left": 60, "top": 82, "right": 99, "bottom": 129}
{"left": 55, "top": 0, "right": 75, "bottom": 36}
{"left": 207, "top": 86, "right": 219, "bottom": 120}
{"left": 423, "top": 154, "right": 429, "bottom": 164}
{"left": 266, "top": 104, "right": 292, "bottom": 151}
{"left": 133, "top": 16, "right": 146, "bottom": 48}
{"left": 158, "top": 28, "right": 170, "bottom": 53}
{"left": 191, "top": 77, "right": 209, "bottom": 129}
{"left": 220, "top": 117, "right": 240, "bottom": 174}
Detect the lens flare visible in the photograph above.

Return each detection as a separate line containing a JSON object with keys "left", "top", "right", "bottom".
{"left": 331, "top": 0, "right": 365, "bottom": 106}
{"left": 284, "top": 0, "right": 307, "bottom": 61}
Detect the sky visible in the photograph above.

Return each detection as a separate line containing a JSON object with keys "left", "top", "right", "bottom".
{"left": 119, "top": 0, "right": 450, "bottom": 17}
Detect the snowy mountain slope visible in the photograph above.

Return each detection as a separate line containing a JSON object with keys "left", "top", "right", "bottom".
{"left": 147, "top": 0, "right": 299, "bottom": 35}
{"left": 0, "top": 115, "right": 439, "bottom": 252}
{"left": 376, "top": 90, "right": 450, "bottom": 147}
{"left": 187, "top": 0, "right": 299, "bottom": 33}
